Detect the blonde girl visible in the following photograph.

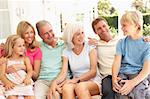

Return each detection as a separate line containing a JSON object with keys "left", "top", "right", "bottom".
{"left": 0, "top": 35, "right": 34, "bottom": 99}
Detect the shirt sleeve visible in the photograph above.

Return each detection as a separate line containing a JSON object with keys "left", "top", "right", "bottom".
{"left": 116, "top": 39, "right": 123, "bottom": 55}
{"left": 143, "top": 44, "right": 150, "bottom": 61}
{"left": 62, "top": 48, "right": 69, "bottom": 58}
{"left": 34, "top": 47, "right": 42, "bottom": 60}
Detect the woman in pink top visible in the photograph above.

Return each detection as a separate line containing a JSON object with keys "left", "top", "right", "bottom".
{"left": 16, "top": 21, "right": 42, "bottom": 81}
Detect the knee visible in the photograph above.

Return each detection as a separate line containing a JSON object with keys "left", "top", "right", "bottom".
{"left": 62, "top": 84, "right": 74, "bottom": 93}
{"left": 75, "top": 82, "right": 88, "bottom": 93}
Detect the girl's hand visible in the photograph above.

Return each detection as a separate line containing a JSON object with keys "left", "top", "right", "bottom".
{"left": 23, "top": 76, "right": 31, "bottom": 85}
{"left": 5, "top": 81, "right": 15, "bottom": 90}
{"left": 112, "top": 77, "right": 122, "bottom": 93}
{"left": 119, "top": 80, "right": 135, "bottom": 95}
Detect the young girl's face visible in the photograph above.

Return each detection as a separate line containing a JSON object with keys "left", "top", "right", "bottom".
{"left": 13, "top": 38, "right": 25, "bottom": 56}
{"left": 72, "top": 29, "right": 84, "bottom": 46}
{"left": 121, "top": 22, "right": 139, "bottom": 36}
{"left": 23, "top": 26, "right": 35, "bottom": 45}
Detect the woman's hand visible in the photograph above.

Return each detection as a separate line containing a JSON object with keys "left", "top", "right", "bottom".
{"left": 6, "top": 65, "right": 17, "bottom": 73}
{"left": 23, "top": 76, "right": 31, "bottom": 85}
{"left": 64, "top": 78, "right": 79, "bottom": 84}
{"left": 0, "top": 57, "right": 6, "bottom": 65}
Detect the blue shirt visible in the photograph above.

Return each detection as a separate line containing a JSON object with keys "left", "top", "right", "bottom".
{"left": 38, "top": 40, "right": 64, "bottom": 80}
{"left": 116, "top": 36, "right": 150, "bottom": 74}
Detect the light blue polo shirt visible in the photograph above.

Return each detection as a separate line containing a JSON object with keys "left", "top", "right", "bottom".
{"left": 116, "top": 36, "right": 150, "bottom": 74}
{"left": 38, "top": 40, "right": 64, "bottom": 80}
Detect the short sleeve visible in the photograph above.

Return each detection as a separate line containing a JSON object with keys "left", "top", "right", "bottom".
{"left": 116, "top": 39, "right": 123, "bottom": 55}
{"left": 62, "top": 48, "right": 69, "bottom": 58}
{"left": 34, "top": 47, "right": 42, "bottom": 60}
{"left": 143, "top": 44, "right": 150, "bottom": 61}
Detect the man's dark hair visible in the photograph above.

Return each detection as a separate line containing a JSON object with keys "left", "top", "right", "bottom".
{"left": 92, "top": 17, "right": 108, "bottom": 33}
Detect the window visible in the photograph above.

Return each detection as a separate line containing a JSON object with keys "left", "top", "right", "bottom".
{"left": 0, "top": 0, "right": 11, "bottom": 40}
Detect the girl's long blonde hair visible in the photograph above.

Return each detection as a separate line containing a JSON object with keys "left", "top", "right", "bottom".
{"left": 4, "top": 35, "right": 22, "bottom": 58}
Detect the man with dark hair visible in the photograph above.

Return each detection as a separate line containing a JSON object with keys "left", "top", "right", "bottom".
{"left": 91, "top": 17, "right": 118, "bottom": 99}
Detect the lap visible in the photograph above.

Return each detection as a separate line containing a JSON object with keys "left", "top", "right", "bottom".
{"left": 76, "top": 81, "right": 100, "bottom": 95}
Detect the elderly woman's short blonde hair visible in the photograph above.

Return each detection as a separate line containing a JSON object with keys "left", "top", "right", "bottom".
{"left": 63, "top": 23, "right": 83, "bottom": 50}
{"left": 121, "top": 10, "right": 143, "bottom": 31}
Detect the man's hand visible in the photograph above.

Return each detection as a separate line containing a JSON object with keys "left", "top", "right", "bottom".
{"left": 119, "top": 80, "right": 135, "bottom": 95}
{"left": 88, "top": 37, "right": 99, "bottom": 46}
{"left": 144, "top": 36, "right": 150, "bottom": 42}
{"left": 47, "top": 81, "right": 57, "bottom": 99}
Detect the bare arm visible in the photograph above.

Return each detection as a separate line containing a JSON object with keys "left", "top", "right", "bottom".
{"left": 47, "top": 56, "right": 68, "bottom": 99}
{"left": 77, "top": 48, "right": 97, "bottom": 82}
{"left": 0, "top": 59, "right": 15, "bottom": 90}
{"left": 54, "top": 56, "right": 69, "bottom": 84}
{"left": 32, "top": 59, "right": 41, "bottom": 80}
{"left": 24, "top": 57, "right": 33, "bottom": 85}
{"left": 119, "top": 60, "right": 150, "bottom": 95}
{"left": 112, "top": 55, "right": 122, "bottom": 92}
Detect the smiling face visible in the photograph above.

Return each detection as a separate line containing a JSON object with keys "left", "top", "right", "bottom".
{"left": 121, "top": 21, "right": 138, "bottom": 36}
{"left": 23, "top": 26, "right": 35, "bottom": 45}
{"left": 94, "top": 20, "right": 112, "bottom": 42}
{"left": 72, "top": 28, "right": 84, "bottom": 46}
{"left": 12, "top": 38, "right": 26, "bottom": 56}
{"left": 39, "top": 23, "right": 55, "bottom": 45}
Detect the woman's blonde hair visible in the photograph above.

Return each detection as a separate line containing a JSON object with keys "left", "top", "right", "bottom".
{"left": 4, "top": 35, "right": 23, "bottom": 58}
{"left": 121, "top": 10, "right": 143, "bottom": 31}
{"left": 17, "top": 21, "right": 39, "bottom": 49}
{"left": 62, "top": 23, "right": 83, "bottom": 50}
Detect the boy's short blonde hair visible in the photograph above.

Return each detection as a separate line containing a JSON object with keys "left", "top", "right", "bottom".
{"left": 62, "top": 23, "right": 83, "bottom": 50}
{"left": 121, "top": 10, "right": 143, "bottom": 30}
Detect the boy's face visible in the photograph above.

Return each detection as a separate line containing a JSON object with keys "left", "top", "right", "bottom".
{"left": 121, "top": 22, "right": 139, "bottom": 36}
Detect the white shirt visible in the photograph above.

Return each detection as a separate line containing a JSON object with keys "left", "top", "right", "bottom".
{"left": 97, "top": 36, "right": 119, "bottom": 77}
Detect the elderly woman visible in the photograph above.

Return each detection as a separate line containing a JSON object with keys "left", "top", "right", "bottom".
{"left": 48, "top": 23, "right": 101, "bottom": 99}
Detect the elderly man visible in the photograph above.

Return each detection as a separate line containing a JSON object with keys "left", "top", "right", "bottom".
{"left": 34, "top": 20, "right": 65, "bottom": 99}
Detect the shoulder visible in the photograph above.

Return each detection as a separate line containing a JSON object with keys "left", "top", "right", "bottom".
{"left": 57, "top": 39, "right": 64, "bottom": 47}
{"left": 85, "top": 42, "right": 96, "bottom": 51}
